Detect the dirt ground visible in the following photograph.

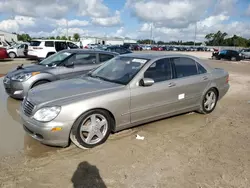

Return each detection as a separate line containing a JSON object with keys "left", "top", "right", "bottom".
{"left": 0, "top": 56, "right": 250, "bottom": 188}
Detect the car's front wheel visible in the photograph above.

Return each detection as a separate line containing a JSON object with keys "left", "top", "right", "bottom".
{"left": 199, "top": 88, "right": 218, "bottom": 114}
{"left": 70, "top": 110, "right": 112, "bottom": 149}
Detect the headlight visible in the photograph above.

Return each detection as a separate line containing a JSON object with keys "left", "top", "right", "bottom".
{"left": 12, "top": 72, "right": 40, "bottom": 82}
{"left": 33, "top": 106, "right": 61, "bottom": 122}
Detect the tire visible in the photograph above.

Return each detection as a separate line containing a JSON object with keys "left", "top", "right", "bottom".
{"left": 31, "top": 80, "right": 49, "bottom": 88}
{"left": 70, "top": 110, "right": 112, "bottom": 149}
{"left": 231, "top": 57, "right": 236, "bottom": 61}
{"left": 8, "top": 52, "right": 16, "bottom": 59}
{"left": 198, "top": 88, "right": 218, "bottom": 114}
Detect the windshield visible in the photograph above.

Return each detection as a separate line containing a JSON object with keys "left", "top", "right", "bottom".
{"left": 89, "top": 56, "right": 148, "bottom": 85}
{"left": 39, "top": 51, "right": 73, "bottom": 66}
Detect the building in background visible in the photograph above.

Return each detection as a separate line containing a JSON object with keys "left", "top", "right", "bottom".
{"left": 0, "top": 30, "right": 18, "bottom": 43}
{"left": 79, "top": 36, "right": 137, "bottom": 47}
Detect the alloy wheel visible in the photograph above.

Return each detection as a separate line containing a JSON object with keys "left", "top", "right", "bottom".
{"left": 79, "top": 114, "right": 108, "bottom": 145}
{"left": 204, "top": 91, "right": 216, "bottom": 111}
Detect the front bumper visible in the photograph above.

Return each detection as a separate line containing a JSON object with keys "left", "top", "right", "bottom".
{"left": 20, "top": 107, "right": 73, "bottom": 147}
{"left": 3, "top": 78, "right": 28, "bottom": 99}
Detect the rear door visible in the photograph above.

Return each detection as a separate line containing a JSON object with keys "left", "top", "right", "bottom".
{"left": 171, "top": 57, "right": 211, "bottom": 109}
{"left": 17, "top": 44, "right": 25, "bottom": 57}
{"left": 55, "top": 41, "right": 67, "bottom": 52}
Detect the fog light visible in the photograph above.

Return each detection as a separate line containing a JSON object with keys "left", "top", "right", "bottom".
{"left": 51, "top": 127, "right": 62, "bottom": 132}
{"left": 14, "top": 90, "right": 23, "bottom": 95}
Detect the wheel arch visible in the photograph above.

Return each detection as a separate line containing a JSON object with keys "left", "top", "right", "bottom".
{"left": 30, "top": 79, "right": 51, "bottom": 88}
{"left": 72, "top": 108, "right": 116, "bottom": 132}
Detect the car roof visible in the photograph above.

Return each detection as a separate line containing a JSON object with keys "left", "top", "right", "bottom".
{"left": 31, "top": 39, "right": 73, "bottom": 42}
{"left": 119, "top": 53, "right": 199, "bottom": 60}
{"left": 60, "top": 49, "right": 119, "bottom": 55}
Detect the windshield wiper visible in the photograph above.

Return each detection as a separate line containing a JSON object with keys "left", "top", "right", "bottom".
{"left": 89, "top": 74, "right": 124, "bottom": 85}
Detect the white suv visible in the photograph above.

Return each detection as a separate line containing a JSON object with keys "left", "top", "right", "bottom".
{"left": 28, "top": 40, "right": 79, "bottom": 59}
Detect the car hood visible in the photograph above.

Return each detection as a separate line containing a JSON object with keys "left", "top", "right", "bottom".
{"left": 6, "top": 64, "right": 51, "bottom": 78}
{"left": 28, "top": 77, "right": 124, "bottom": 105}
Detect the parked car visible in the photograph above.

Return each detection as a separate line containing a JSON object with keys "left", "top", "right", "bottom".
{"left": 27, "top": 40, "right": 79, "bottom": 60}
{"left": 105, "top": 46, "right": 132, "bottom": 54}
{"left": 239, "top": 48, "right": 250, "bottom": 59}
{"left": 20, "top": 53, "right": 229, "bottom": 149}
{"left": 0, "top": 47, "right": 8, "bottom": 59}
{"left": 212, "top": 49, "right": 242, "bottom": 61}
{"left": 7, "top": 43, "right": 29, "bottom": 59}
{"left": 3, "top": 49, "right": 118, "bottom": 99}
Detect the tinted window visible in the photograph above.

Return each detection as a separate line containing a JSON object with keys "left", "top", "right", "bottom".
{"left": 67, "top": 53, "right": 97, "bottom": 65}
{"left": 67, "top": 42, "right": 79, "bottom": 49}
{"left": 144, "top": 58, "right": 172, "bottom": 82}
{"left": 99, "top": 53, "right": 114, "bottom": 62}
{"left": 197, "top": 62, "right": 207, "bottom": 74}
{"left": 0, "top": 42, "right": 2, "bottom": 45}
{"left": 30, "top": 41, "right": 41, "bottom": 46}
{"left": 55, "top": 42, "right": 67, "bottom": 51}
{"left": 173, "top": 57, "right": 198, "bottom": 78}
{"left": 115, "top": 47, "right": 126, "bottom": 54}
{"left": 45, "top": 41, "right": 54, "bottom": 47}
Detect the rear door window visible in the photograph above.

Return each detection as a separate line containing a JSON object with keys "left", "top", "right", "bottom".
{"left": 99, "top": 53, "right": 115, "bottom": 63}
{"left": 30, "top": 41, "right": 41, "bottom": 46}
{"left": 45, "top": 41, "right": 54, "bottom": 47}
{"left": 67, "top": 42, "right": 79, "bottom": 49}
{"left": 172, "top": 57, "right": 198, "bottom": 78}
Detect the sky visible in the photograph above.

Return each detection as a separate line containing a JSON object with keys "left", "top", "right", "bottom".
{"left": 0, "top": 0, "right": 250, "bottom": 42}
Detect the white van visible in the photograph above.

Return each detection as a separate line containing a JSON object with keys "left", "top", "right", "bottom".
{"left": 28, "top": 40, "right": 79, "bottom": 59}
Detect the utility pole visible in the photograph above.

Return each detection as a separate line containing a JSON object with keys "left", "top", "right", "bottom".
{"left": 194, "top": 21, "right": 197, "bottom": 46}
{"left": 66, "top": 19, "right": 69, "bottom": 39}
{"left": 150, "top": 23, "right": 153, "bottom": 45}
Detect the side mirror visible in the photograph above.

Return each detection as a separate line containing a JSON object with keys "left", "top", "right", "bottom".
{"left": 140, "top": 78, "right": 154, "bottom": 87}
{"left": 65, "top": 61, "right": 74, "bottom": 67}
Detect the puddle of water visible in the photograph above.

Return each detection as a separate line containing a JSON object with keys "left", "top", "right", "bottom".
{"left": 0, "top": 78, "right": 60, "bottom": 159}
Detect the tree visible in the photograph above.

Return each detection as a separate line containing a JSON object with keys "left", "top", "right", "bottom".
{"left": 17, "top": 33, "right": 31, "bottom": 42}
{"left": 61, "top": 36, "right": 67, "bottom": 40}
{"left": 205, "top": 31, "right": 227, "bottom": 46}
{"left": 157, "top": 41, "right": 165, "bottom": 45}
{"left": 73, "top": 33, "right": 80, "bottom": 41}
{"left": 56, "top": 36, "right": 61, "bottom": 40}
{"left": 68, "top": 36, "right": 71, "bottom": 41}
{"left": 49, "top": 36, "right": 55, "bottom": 39}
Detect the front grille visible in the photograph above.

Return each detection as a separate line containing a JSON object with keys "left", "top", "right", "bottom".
{"left": 23, "top": 99, "right": 35, "bottom": 116}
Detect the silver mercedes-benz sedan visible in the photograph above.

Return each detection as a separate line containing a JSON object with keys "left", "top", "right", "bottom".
{"left": 20, "top": 54, "right": 229, "bottom": 149}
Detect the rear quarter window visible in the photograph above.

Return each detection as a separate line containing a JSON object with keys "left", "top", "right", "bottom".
{"left": 196, "top": 62, "right": 207, "bottom": 74}
{"left": 45, "top": 41, "right": 54, "bottom": 47}
{"left": 30, "top": 41, "right": 41, "bottom": 46}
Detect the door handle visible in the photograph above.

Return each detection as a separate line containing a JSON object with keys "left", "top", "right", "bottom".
{"left": 203, "top": 76, "right": 208, "bottom": 80}
{"left": 168, "top": 82, "right": 176, "bottom": 87}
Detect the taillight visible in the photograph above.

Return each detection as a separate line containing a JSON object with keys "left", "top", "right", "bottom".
{"left": 33, "top": 47, "right": 43, "bottom": 50}
{"left": 226, "top": 75, "right": 229, "bottom": 83}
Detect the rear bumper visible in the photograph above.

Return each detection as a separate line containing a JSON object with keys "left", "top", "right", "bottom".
{"left": 218, "top": 84, "right": 229, "bottom": 100}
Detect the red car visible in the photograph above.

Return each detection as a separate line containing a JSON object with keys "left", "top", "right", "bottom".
{"left": 0, "top": 48, "right": 8, "bottom": 59}
{"left": 152, "top": 46, "right": 163, "bottom": 51}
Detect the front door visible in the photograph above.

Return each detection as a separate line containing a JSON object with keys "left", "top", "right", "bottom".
{"left": 17, "top": 44, "right": 25, "bottom": 57}
{"left": 63, "top": 53, "right": 99, "bottom": 78}
{"left": 130, "top": 58, "right": 179, "bottom": 123}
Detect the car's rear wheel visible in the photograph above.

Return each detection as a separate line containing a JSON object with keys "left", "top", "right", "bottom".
{"left": 199, "top": 88, "right": 218, "bottom": 114}
{"left": 231, "top": 56, "right": 236, "bottom": 61}
{"left": 70, "top": 110, "right": 112, "bottom": 149}
{"left": 8, "top": 52, "right": 16, "bottom": 59}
